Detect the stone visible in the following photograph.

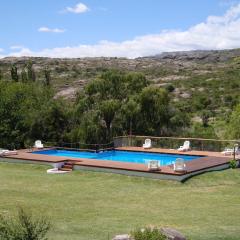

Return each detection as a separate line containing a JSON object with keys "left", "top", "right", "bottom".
{"left": 161, "top": 227, "right": 186, "bottom": 240}
{"left": 112, "top": 234, "right": 131, "bottom": 240}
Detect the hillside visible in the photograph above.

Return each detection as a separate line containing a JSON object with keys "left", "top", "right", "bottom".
{"left": 1, "top": 48, "right": 240, "bottom": 115}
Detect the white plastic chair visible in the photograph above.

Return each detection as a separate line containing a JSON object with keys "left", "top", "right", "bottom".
{"left": 0, "top": 149, "right": 17, "bottom": 156}
{"left": 178, "top": 141, "right": 190, "bottom": 152}
{"left": 147, "top": 160, "right": 160, "bottom": 171}
{"left": 143, "top": 139, "right": 152, "bottom": 149}
{"left": 221, "top": 147, "right": 239, "bottom": 156}
{"left": 173, "top": 158, "right": 186, "bottom": 172}
{"left": 34, "top": 140, "right": 44, "bottom": 149}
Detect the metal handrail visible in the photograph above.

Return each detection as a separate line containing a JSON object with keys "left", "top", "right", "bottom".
{"left": 42, "top": 141, "right": 115, "bottom": 152}
{"left": 113, "top": 135, "right": 240, "bottom": 152}
{"left": 113, "top": 135, "right": 240, "bottom": 143}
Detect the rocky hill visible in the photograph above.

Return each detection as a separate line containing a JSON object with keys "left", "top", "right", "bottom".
{"left": 1, "top": 48, "right": 240, "bottom": 102}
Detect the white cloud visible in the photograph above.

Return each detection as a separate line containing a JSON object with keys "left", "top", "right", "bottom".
{"left": 65, "top": 2, "right": 89, "bottom": 14}
{"left": 38, "top": 27, "right": 65, "bottom": 33}
{"left": 219, "top": 0, "right": 239, "bottom": 7}
{"left": 10, "top": 45, "right": 24, "bottom": 50}
{"left": 3, "top": 3, "right": 240, "bottom": 59}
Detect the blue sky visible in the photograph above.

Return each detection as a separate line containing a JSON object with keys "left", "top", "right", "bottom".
{"left": 1, "top": 0, "right": 240, "bottom": 58}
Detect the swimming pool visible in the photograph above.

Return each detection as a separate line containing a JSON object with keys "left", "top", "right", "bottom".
{"left": 32, "top": 149, "right": 202, "bottom": 166}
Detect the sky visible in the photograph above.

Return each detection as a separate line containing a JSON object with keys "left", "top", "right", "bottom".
{"left": 1, "top": 0, "right": 240, "bottom": 58}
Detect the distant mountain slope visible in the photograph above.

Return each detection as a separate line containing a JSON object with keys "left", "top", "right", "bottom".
{"left": 1, "top": 48, "right": 240, "bottom": 103}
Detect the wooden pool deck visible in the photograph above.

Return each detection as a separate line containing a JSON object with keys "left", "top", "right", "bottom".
{"left": 0, "top": 147, "right": 237, "bottom": 181}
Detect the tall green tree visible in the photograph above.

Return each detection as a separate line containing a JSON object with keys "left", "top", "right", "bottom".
{"left": 21, "top": 67, "right": 28, "bottom": 82}
{"left": 100, "top": 99, "right": 119, "bottom": 141}
{"left": 10, "top": 64, "right": 19, "bottom": 82}
{"left": 0, "top": 82, "right": 53, "bottom": 148}
{"left": 122, "top": 98, "right": 140, "bottom": 135}
{"left": 44, "top": 67, "right": 51, "bottom": 86}
{"left": 29, "top": 100, "right": 69, "bottom": 142}
{"left": 139, "top": 86, "right": 170, "bottom": 135}
{"left": 227, "top": 104, "right": 240, "bottom": 139}
{"left": 26, "top": 61, "right": 36, "bottom": 82}
{"left": 0, "top": 69, "right": 2, "bottom": 80}
{"left": 125, "top": 72, "right": 149, "bottom": 94}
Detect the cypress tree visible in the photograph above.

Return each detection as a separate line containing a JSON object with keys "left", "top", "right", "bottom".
{"left": 26, "top": 61, "right": 36, "bottom": 82}
{"left": 21, "top": 68, "right": 28, "bottom": 82}
{"left": 44, "top": 67, "right": 51, "bottom": 86}
{"left": 10, "top": 64, "right": 19, "bottom": 82}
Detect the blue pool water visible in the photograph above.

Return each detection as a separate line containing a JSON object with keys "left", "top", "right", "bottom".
{"left": 32, "top": 149, "right": 202, "bottom": 166}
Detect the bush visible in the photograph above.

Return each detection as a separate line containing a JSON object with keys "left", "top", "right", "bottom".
{"left": 229, "top": 159, "right": 238, "bottom": 169}
{"left": 166, "top": 84, "right": 175, "bottom": 92}
{"left": 0, "top": 207, "right": 51, "bottom": 240}
{"left": 131, "top": 227, "right": 167, "bottom": 240}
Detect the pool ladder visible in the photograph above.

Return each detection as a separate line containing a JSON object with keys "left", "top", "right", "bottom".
{"left": 59, "top": 161, "right": 74, "bottom": 172}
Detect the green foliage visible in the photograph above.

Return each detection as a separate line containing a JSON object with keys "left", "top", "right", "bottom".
{"left": 100, "top": 99, "right": 120, "bottom": 140}
{"left": 165, "top": 84, "right": 175, "bottom": 92}
{"left": 21, "top": 67, "right": 28, "bottom": 82}
{"left": 131, "top": 227, "right": 167, "bottom": 240}
{"left": 44, "top": 67, "right": 51, "bottom": 86}
{"left": 0, "top": 69, "right": 207, "bottom": 147}
{"left": 71, "top": 110, "right": 105, "bottom": 144}
{"left": 26, "top": 61, "right": 36, "bottom": 82}
{"left": 10, "top": 64, "right": 19, "bottom": 82}
{"left": 0, "top": 207, "right": 50, "bottom": 240}
{"left": 188, "top": 123, "right": 217, "bottom": 139}
{"left": 227, "top": 104, "right": 240, "bottom": 139}
{"left": 0, "top": 82, "right": 54, "bottom": 148}
{"left": 121, "top": 98, "right": 140, "bottom": 135}
{"left": 229, "top": 159, "right": 238, "bottom": 169}
{"left": 29, "top": 99, "right": 69, "bottom": 142}
{"left": 139, "top": 86, "right": 170, "bottom": 135}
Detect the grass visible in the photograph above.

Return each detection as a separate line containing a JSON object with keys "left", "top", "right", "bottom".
{"left": 0, "top": 162, "right": 240, "bottom": 240}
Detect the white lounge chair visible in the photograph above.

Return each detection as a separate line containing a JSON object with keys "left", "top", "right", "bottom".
{"left": 143, "top": 139, "right": 152, "bottom": 149}
{"left": 147, "top": 160, "right": 160, "bottom": 171}
{"left": 34, "top": 140, "right": 44, "bottom": 149}
{"left": 221, "top": 147, "right": 239, "bottom": 156}
{"left": 173, "top": 158, "right": 186, "bottom": 172}
{"left": 0, "top": 149, "right": 18, "bottom": 156}
{"left": 178, "top": 141, "right": 190, "bottom": 152}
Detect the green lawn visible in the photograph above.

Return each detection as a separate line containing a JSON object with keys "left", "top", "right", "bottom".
{"left": 0, "top": 162, "right": 240, "bottom": 240}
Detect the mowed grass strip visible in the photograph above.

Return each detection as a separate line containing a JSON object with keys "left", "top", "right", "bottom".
{"left": 0, "top": 162, "right": 240, "bottom": 240}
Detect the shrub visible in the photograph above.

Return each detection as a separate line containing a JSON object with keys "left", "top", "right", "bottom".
{"left": 0, "top": 207, "right": 51, "bottom": 240}
{"left": 131, "top": 227, "right": 167, "bottom": 240}
{"left": 229, "top": 159, "right": 238, "bottom": 169}
{"left": 166, "top": 84, "right": 175, "bottom": 92}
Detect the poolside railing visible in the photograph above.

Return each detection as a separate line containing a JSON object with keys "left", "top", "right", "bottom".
{"left": 42, "top": 141, "right": 114, "bottom": 152}
{"left": 113, "top": 135, "right": 240, "bottom": 152}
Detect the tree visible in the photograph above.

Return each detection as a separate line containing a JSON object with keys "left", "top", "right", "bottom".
{"left": 44, "top": 67, "right": 51, "bottom": 86}
{"left": 71, "top": 110, "right": 105, "bottom": 144}
{"left": 227, "top": 104, "right": 240, "bottom": 139}
{"left": 125, "top": 72, "right": 149, "bottom": 94}
{"left": 100, "top": 99, "right": 119, "bottom": 141}
{"left": 122, "top": 98, "right": 140, "bottom": 135}
{"left": 0, "top": 69, "right": 2, "bottom": 80}
{"left": 21, "top": 67, "right": 28, "bottom": 82}
{"left": 27, "top": 61, "right": 36, "bottom": 82}
{"left": 29, "top": 100, "right": 69, "bottom": 142}
{"left": 0, "top": 81, "right": 53, "bottom": 148}
{"left": 10, "top": 64, "right": 19, "bottom": 82}
{"left": 0, "top": 207, "right": 51, "bottom": 240}
{"left": 139, "top": 86, "right": 170, "bottom": 135}
{"left": 200, "top": 110, "right": 212, "bottom": 127}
